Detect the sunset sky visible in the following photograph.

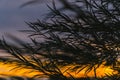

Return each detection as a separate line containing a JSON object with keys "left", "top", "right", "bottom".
{"left": 0, "top": 0, "right": 50, "bottom": 41}
{"left": 0, "top": 0, "right": 118, "bottom": 77}
{"left": 0, "top": 0, "right": 118, "bottom": 79}
{"left": 0, "top": 0, "right": 44, "bottom": 76}
{"left": 0, "top": 0, "right": 49, "bottom": 75}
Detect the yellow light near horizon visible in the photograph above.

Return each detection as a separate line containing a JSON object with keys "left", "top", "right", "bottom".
{"left": 0, "top": 62, "right": 42, "bottom": 77}
{"left": 62, "top": 64, "right": 117, "bottom": 78}
{"left": 0, "top": 62, "right": 118, "bottom": 78}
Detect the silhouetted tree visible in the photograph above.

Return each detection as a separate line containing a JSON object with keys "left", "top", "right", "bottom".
{"left": 0, "top": 0, "right": 120, "bottom": 80}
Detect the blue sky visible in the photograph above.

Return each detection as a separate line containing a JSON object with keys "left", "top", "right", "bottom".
{"left": 0, "top": 0, "right": 50, "bottom": 41}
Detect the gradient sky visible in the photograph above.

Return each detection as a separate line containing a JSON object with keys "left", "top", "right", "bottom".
{"left": 0, "top": 0, "right": 51, "bottom": 41}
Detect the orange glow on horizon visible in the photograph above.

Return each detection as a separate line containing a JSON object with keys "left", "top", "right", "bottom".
{"left": 62, "top": 64, "right": 117, "bottom": 78}
{"left": 0, "top": 62, "right": 117, "bottom": 78}
{"left": 0, "top": 62, "right": 41, "bottom": 77}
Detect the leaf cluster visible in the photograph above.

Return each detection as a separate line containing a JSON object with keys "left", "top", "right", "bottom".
{"left": 0, "top": 0, "right": 120, "bottom": 79}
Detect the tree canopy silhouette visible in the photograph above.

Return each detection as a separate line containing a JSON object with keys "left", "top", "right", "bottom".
{"left": 0, "top": 0, "right": 120, "bottom": 80}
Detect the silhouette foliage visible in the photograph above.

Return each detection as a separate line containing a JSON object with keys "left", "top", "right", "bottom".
{"left": 0, "top": 0, "right": 120, "bottom": 79}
